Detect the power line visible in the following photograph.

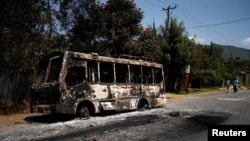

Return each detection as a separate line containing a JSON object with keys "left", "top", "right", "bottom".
{"left": 159, "top": 0, "right": 232, "bottom": 45}
{"left": 187, "top": 17, "right": 250, "bottom": 28}
{"left": 142, "top": 0, "right": 246, "bottom": 46}
{"left": 158, "top": 0, "right": 244, "bottom": 46}
{"left": 173, "top": 6, "right": 240, "bottom": 45}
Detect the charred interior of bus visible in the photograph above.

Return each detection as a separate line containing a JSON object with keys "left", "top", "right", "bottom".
{"left": 87, "top": 61, "right": 98, "bottom": 83}
{"left": 36, "top": 56, "right": 63, "bottom": 84}
{"left": 31, "top": 55, "right": 63, "bottom": 112}
{"left": 65, "top": 66, "right": 86, "bottom": 87}
{"left": 100, "top": 62, "right": 114, "bottom": 83}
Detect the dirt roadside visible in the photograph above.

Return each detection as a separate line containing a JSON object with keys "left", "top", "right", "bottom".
{"left": 0, "top": 90, "right": 221, "bottom": 132}
{"left": 166, "top": 89, "right": 221, "bottom": 104}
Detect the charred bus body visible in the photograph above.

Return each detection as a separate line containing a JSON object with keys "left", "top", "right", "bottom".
{"left": 30, "top": 51, "right": 167, "bottom": 118}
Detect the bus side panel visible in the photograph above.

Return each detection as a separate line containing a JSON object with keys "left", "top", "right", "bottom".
{"left": 141, "top": 85, "right": 161, "bottom": 97}
{"left": 90, "top": 84, "right": 110, "bottom": 99}
{"left": 90, "top": 83, "right": 140, "bottom": 99}
{"left": 140, "top": 84, "right": 166, "bottom": 108}
{"left": 90, "top": 83, "right": 140, "bottom": 111}
{"left": 91, "top": 83, "right": 166, "bottom": 111}
{"left": 110, "top": 84, "right": 140, "bottom": 98}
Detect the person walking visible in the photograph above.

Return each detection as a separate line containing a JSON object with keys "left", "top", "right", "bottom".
{"left": 232, "top": 79, "right": 239, "bottom": 93}
{"left": 226, "top": 79, "right": 230, "bottom": 93}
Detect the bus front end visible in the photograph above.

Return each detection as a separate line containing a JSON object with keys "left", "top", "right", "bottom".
{"left": 30, "top": 52, "right": 65, "bottom": 114}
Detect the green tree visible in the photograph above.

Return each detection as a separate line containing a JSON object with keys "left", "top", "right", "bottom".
{"left": 103, "top": 0, "right": 143, "bottom": 56}
{"left": 58, "top": 0, "right": 97, "bottom": 52}
{"left": 224, "top": 55, "right": 243, "bottom": 77}
{"left": 59, "top": 0, "right": 143, "bottom": 56}
{"left": 130, "top": 23, "right": 161, "bottom": 62}
{"left": 196, "top": 43, "right": 224, "bottom": 87}
{"left": 159, "top": 18, "right": 192, "bottom": 92}
{"left": 0, "top": 0, "right": 54, "bottom": 73}
{"left": 201, "top": 43, "right": 224, "bottom": 70}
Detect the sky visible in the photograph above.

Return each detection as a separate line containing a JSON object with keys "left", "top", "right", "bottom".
{"left": 134, "top": 0, "right": 250, "bottom": 49}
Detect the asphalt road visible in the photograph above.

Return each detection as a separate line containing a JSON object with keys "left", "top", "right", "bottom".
{"left": 172, "top": 90, "right": 250, "bottom": 124}
{"left": 166, "top": 90, "right": 250, "bottom": 141}
{"left": 1, "top": 90, "right": 250, "bottom": 141}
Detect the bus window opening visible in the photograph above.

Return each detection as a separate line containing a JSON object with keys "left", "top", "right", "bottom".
{"left": 88, "top": 61, "right": 99, "bottom": 83}
{"left": 143, "top": 67, "right": 153, "bottom": 84}
{"left": 115, "top": 64, "right": 129, "bottom": 83}
{"left": 100, "top": 62, "right": 114, "bottom": 83}
{"left": 130, "top": 65, "right": 141, "bottom": 84}
{"left": 65, "top": 66, "right": 86, "bottom": 86}
{"left": 154, "top": 68, "right": 163, "bottom": 83}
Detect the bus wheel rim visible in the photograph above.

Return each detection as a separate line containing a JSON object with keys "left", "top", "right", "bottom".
{"left": 79, "top": 106, "right": 89, "bottom": 118}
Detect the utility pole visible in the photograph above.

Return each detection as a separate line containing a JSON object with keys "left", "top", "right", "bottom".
{"left": 162, "top": 5, "right": 177, "bottom": 30}
{"left": 162, "top": 5, "right": 177, "bottom": 92}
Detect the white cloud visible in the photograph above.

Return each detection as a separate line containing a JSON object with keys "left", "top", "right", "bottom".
{"left": 242, "top": 37, "right": 250, "bottom": 45}
{"left": 189, "top": 36, "right": 205, "bottom": 44}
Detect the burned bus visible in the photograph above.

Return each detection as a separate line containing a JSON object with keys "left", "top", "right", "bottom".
{"left": 30, "top": 51, "right": 167, "bottom": 118}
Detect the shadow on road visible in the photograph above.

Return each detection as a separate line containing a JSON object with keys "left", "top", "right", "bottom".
{"left": 188, "top": 111, "right": 231, "bottom": 125}
{"left": 24, "top": 114, "right": 75, "bottom": 123}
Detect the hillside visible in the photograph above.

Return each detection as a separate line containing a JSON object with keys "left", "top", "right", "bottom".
{"left": 220, "top": 45, "right": 250, "bottom": 60}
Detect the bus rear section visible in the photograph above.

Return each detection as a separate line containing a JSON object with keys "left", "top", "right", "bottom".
{"left": 30, "top": 51, "right": 167, "bottom": 118}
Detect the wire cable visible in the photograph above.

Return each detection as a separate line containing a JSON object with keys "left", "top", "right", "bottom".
{"left": 187, "top": 17, "right": 250, "bottom": 28}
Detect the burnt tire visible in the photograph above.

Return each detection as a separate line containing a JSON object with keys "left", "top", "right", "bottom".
{"left": 78, "top": 106, "right": 90, "bottom": 119}
{"left": 137, "top": 99, "right": 148, "bottom": 110}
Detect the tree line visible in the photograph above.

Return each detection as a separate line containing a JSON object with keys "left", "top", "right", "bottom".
{"left": 1, "top": 0, "right": 249, "bottom": 93}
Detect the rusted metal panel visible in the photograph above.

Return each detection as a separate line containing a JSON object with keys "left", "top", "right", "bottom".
{"left": 152, "top": 96, "right": 167, "bottom": 108}
{"left": 129, "top": 99, "right": 138, "bottom": 109}
{"left": 61, "top": 82, "right": 93, "bottom": 104}
{"left": 100, "top": 101, "right": 116, "bottom": 110}
{"left": 32, "top": 105, "right": 56, "bottom": 113}
{"left": 141, "top": 85, "right": 161, "bottom": 97}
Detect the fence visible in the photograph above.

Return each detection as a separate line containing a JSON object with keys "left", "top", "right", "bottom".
{"left": 0, "top": 68, "right": 32, "bottom": 103}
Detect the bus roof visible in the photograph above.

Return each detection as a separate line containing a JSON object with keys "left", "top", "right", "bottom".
{"left": 44, "top": 50, "right": 163, "bottom": 68}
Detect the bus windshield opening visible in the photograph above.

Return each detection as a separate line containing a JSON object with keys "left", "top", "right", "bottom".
{"left": 37, "top": 56, "right": 63, "bottom": 84}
